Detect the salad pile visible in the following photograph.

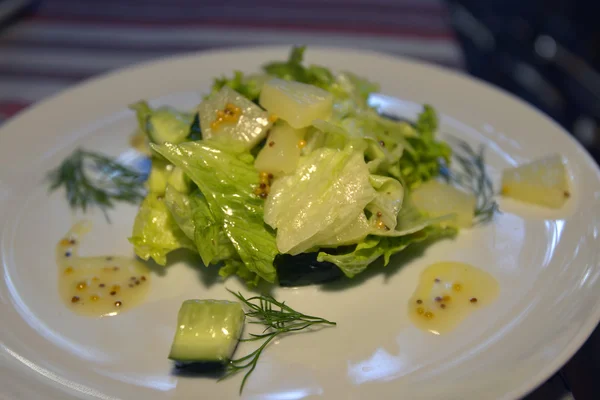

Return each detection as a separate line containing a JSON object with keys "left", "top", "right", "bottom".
{"left": 128, "top": 46, "right": 476, "bottom": 287}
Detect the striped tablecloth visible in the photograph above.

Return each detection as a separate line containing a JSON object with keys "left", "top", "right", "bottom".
{"left": 0, "top": 0, "right": 462, "bottom": 122}
{"left": 0, "top": 1, "right": 579, "bottom": 399}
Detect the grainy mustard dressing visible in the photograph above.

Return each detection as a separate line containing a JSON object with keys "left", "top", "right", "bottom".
{"left": 408, "top": 262, "right": 499, "bottom": 335}
{"left": 57, "top": 221, "right": 150, "bottom": 317}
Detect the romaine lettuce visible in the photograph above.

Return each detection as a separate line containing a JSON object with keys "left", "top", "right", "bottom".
{"left": 164, "top": 185, "right": 196, "bottom": 240}
{"left": 366, "top": 175, "right": 404, "bottom": 231}
{"left": 152, "top": 139, "right": 279, "bottom": 283}
{"left": 398, "top": 105, "right": 452, "bottom": 188}
{"left": 264, "top": 145, "right": 377, "bottom": 254}
{"left": 263, "top": 46, "right": 335, "bottom": 89}
{"left": 218, "top": 259, "right": 261, "bottom": 287}
{"left": 129, "top": 193, "right": 196, "bottom": 265}
{"left": 211, "top": 71, "right": 268, "bottom": 103}
{"left": 164, "top": 185, "right": 260, "bottom": 285}
{"left": 318, "top": 226, "right": 456, "bottom": 278}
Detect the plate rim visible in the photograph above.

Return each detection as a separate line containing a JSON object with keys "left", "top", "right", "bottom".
{"left": 1, "top": 44, "right": 600, "bottom": 400}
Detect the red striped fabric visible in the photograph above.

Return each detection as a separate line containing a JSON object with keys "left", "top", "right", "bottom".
{"left": 0, "top": 101, "right": 29, "bottom": 119}
{"left": 0, "top": 0, "right": 461, "bottom": 120}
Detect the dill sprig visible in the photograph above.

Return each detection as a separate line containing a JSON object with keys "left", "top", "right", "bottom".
{"left": 47, "top": 148, "right": 146, "bottom": 219}
{"left": 440, "top": 138, "right": 500, "bottom": 224}
{"left": 221, "top": 290, "right": 336, "bottom": 394}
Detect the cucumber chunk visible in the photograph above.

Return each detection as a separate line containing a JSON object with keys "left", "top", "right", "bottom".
{"left": 168, "top": 300, "right": 245, "bottom": 364}
{"left": 167, "top": 167, "right": 191, "bottom": 194}
{"left": 147, "top": 107, "right": 194, "bottom": 145}
{"left": 147, "top": 159, "right": 173, "bottom": 195}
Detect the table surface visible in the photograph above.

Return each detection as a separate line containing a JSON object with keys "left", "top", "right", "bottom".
{"left": 0, "top": 1, "right": 598, "bottom": 399}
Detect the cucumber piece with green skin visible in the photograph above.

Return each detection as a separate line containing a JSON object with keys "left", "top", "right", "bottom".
{"left": 147, "top": 159, "right": 173, "bottom": 195}
{"left": 130, "top": 101, "right": 194, "bottom": 145}
{"left": 167, "top": 167, "right": 191, "bottom": 194}
{"left": 169, "top": 300, "right": 245, "bottom": 364}
{"left": 147, "top": 108, "right": 194, "bottom": 145}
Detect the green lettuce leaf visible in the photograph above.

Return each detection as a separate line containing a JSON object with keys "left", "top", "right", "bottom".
{"left": 163, "top": 185, "right": 195, "bottom": 239}
{"left": 318, "top": 236, "right": 381, "bottom": 278}
{"left": 265, "top": 145, "right": 376, "bottom": 254}
{"left": 152, "top": 139, "right": 279, "bottom": 283}
{"left": 366, "top": 175, "right": 404, "bottom": 231}
{"left": 190, "top": 193, "right": 238, "bottom": 267}
{"left": 211, "top": 71, "right": 269, "bottom": 103}
{"left": 318, "top": 226, "right": 456, "bottom": 278}
{"left": 129, "top": 193, "right": 196, "bottom": 265}
{"left": 263, "top": 46, "right": 334, "bottom": 89}
{"left": 261, "top": 45, "right": 380, "bottom": 112}
{"left": 398, "top": 105, "right": 452, "bottom": 188}
{"left": 164, "top": 186, "right": 238, "bottom": 266}
{"left": 218, "top": 259, "right": 261, "bottom": 287}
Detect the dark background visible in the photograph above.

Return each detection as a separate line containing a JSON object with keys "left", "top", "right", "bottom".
{"left": 448, "top": 3, "right": 600, "bottom": 397}
{"left": 448, "top": 0, "right": 600, "bottom": 163}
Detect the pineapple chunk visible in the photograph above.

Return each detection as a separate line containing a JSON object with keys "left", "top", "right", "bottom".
{"left": 412, "top": 180, "right": 476, "bottom": 228}
{"left": 501, "top": 154, "right": 570, "bottom": 209}
{"left": 198, "top": 86, "right": 272, "bottom": 150}
{"left": 259, "top": 78, "right": 333, "bottom": 129}
{"left": 254, "top": 122, "right": 306, "bottom": 176}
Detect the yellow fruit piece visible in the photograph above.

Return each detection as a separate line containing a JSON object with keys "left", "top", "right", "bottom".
{"left": 501, "top": 154, "right": 569, "bottom": 209}
{"left": 254, "top": 122, "right": 306, "bottom": 176}
{"left": 411, "top": 180, "right": 476, "bottom": 228}
{"left": 259, "top": 78, "right": 333, "bottom": 129}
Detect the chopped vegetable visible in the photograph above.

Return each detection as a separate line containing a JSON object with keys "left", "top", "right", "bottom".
{"left": 152, "top": 140, "right": 279, "bottom": 283}
{"left": 129, "top": 193, "right": 196, "bottom": 265}
{"left": 166, "top": 166, "right": 191, "bottom": 194}
{"left": 501, "top": 154, "right": 570, "bottom": 208}
{"left": 146, "top": 158, "right": 172, "bottom": 195}
{"left": 169, "top": 300, "right": 245, "bottom": 364}
{"left": 211, "top": 71, "right": 268, "bottom": 103}
{"left": 264, "top": 145, "right": 376, "bottom": 254}
{"left": 147, "top": 161, "right": 191, "bottom": 195}
{"left": 318, "top": 226, "right": 456, "bottom": 278}
{"left": 129, "top": 101, "right": 194, "bottom": 145}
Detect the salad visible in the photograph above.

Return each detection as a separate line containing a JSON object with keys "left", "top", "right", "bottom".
{"left": 44, "top": 46, "right": 573, "bottom": 395}
{"left": 126, "top": 46, "right": 489, "bottom": 287}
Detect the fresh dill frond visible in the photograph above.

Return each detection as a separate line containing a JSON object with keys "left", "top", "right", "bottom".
{"left": 47, "top": 148, "right": 146, "bottom": 219}
{"left": 440, "top": 138, "right": 500, "bottom": 224}
{"left": 221, "top": 290, "right": 336, "bottom": 394}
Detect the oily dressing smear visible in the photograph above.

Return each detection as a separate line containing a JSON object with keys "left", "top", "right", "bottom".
{"left": 408, "top": 262, "right": 499, "bottom": 335}
{"left": 57, "top": 221, "right": 150, "bottom": 317}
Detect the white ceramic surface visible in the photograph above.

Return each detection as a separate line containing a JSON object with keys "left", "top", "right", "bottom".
{"left": 1, "top": 46, "right": 599, "bottom": 400}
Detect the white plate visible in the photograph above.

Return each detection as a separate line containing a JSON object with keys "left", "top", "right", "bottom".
{"left": 1, "top": 46, "right": 599, "bottom": 400}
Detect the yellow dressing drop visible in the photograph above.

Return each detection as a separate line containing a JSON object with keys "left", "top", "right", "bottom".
{"left": 57, "top": 221, "right": 150, "bottom": 317}
{"left": 408, "top": 262, "right": 499, "bottom": 335}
